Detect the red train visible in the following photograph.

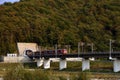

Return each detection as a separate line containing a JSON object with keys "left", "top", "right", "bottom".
{"left": 25, "top": 49, "right": 68, "bottom": 59}
{"left": 41, "top": 49, "right": 67, "bottom": 54}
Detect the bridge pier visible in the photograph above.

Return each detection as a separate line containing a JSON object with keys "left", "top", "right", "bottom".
{"left": 37, "top": 58, "right": 43, "bottom": 67}
{"left": 113, "top": 59, "right": 120, "bottom": 72}
{"left": 59, "top": 58, "right": 67, "bottom": 70}
{"left": 44, "top": 59, "right": 50, "bottom": 69}
{"left": 82, "top": 59, "right": 90, "bottom": 71}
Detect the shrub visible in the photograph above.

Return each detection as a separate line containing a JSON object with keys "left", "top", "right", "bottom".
{"left": 4, "top": 64, "right": 49, "bottom": 80}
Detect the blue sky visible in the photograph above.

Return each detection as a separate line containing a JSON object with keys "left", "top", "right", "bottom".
{"left": 0, "top": 0, "right": 20, "bottom": 4}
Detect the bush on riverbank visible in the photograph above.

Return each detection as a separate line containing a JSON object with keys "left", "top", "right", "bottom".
{"left": 3, "top": 64, "right": 90, "bottom": 80}
{"left": 4, "top": 64, "right": 49, "bottom": 80}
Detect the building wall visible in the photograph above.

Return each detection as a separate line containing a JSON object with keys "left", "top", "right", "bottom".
{"left": 17, "top": 42, "right": 38, "bottom": 56}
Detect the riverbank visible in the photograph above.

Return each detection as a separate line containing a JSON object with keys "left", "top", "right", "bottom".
{"left": 0, "top": 61, "right": 120, "bottom": 80}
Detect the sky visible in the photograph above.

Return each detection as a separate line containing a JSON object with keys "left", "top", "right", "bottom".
{"left": 0, "top": 0, "right": 20, "bottom": 4}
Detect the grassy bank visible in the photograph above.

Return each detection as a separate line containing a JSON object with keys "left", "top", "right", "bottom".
{"left": 0, "top": 61, "right": 120, "bottom": 80}
{"left": 3, "top": 64, "right": 88, "bottom": 80}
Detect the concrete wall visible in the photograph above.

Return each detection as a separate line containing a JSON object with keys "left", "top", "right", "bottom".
{"left": 0, "top": 56, "right": 4, "bottom": 62}
{"left": 0, "top": 78, "right": 3, "bottom": 80}
{"left": 2, "top": 42, "right": 39, "bottom": 63}
{"left": 17, "top": 42, "right": 38, "bottom": 56}
{"left": 3, "top": 56, "right": 32, "bottom": 63}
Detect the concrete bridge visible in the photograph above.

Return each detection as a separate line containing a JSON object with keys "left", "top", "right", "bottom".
{"left": 26, "top": 52, "right": 120, "bottom": 72}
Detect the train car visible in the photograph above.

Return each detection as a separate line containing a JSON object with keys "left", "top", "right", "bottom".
{"left": 41, "top": 49, "right": 67, "bottom": 55}
{"left": 25, "top": 50, "right": 41, "bottom": 59}
{"left": 34, "top": 51, "right": 41, "bottom": 58}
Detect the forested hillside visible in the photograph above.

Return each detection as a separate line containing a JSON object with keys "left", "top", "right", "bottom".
{"left": 0, "top": 0, "right": 120, "bottom": 55}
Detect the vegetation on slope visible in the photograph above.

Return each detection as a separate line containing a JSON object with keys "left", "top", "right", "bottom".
{"left": 0, "top": 0, "right": 120, "bottom": 55}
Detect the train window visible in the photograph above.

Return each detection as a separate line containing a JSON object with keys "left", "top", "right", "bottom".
{"left": 41, "top": 51, "right": 44, "bottom": 54}
{"left": 63, "top": 49, "right": 67, "bottom": 54}
{"left": 58, "top": 50, "right": 61, "bottom": 53}
{"left": 53, "top": 51, "right": 55, "bottom": 54}
{"left": 47, "top": 51, "right": 49, "bottom": 54}
{"left": 49, "top": 50, "right": 52, "bottom": 54}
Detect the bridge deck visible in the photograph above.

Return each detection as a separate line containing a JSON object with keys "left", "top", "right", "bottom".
{"left": 31, "top": 52, "right": 120, "bottom": 59}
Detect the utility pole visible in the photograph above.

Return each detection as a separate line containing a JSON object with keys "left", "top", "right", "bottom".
{"left": 68, "top": 45, "right": 71, "bottom": 54}
{"left": 91, "top": 43, "right": 94, "bottom": 53}
{"left": 81, "top": 42, "right": 84, "bottom": 53}
{"left": 55, "top": 44, "right": 57, "bottom": 58}
{"left": 109, "top": 39, "right": 115, "bottom": 60}
{"left": 38, "top": 46, "right": 41, "bottom": 58}
{"left": 78, "top": 42, "right": 80, "bottom": 57}
{"left": 87, "top": 43, "right": 94, "bottom": 53}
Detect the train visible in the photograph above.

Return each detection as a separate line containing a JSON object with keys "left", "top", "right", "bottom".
{"left": 25, "top": 49, "right": 68, "bottom": 59}
{"left": 41, "top": 49, "right": 67, "bottom": 54}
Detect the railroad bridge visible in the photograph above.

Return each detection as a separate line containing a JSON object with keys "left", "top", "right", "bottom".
{"left": 26, "top": 52, "right": 120, "bottom": 72}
